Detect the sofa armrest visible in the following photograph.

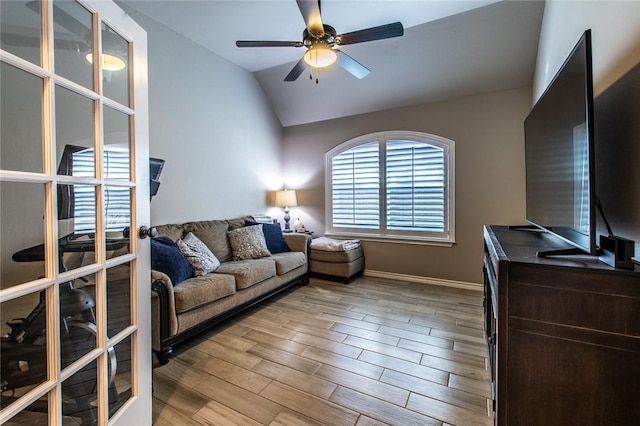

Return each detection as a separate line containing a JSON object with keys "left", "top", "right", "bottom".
{"left": 283, "top": 233, "right": 311, "bottom": 256}
{"left": 151, "top": 269, "right": 172, "bottom": 285}
{"left": 150, "top": 269, "right": 178, "bottom": 358}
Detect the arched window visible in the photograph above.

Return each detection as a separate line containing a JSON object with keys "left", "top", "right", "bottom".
{"left": 325, "top": 130, "right": 455, "bottom": 245}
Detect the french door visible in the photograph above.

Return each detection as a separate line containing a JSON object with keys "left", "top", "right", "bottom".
{"left": 0, "top": 1, "right": 151, "bottom": 424}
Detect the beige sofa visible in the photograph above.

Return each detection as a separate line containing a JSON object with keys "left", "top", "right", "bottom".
{"left": 150, "top": 216, "right": 310, "bottom": 364}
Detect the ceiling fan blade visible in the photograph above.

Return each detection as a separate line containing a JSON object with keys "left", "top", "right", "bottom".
{"left": 296, "top": 0, "right": 324, "bottom": 38}
{"left": 27, "top": 1, "right": 92, "bottom": 42}
{"left": 2, "top": 33, "right": 40, "bottom": 48}
{"left": 284, "top": 57, "right": 307, "bottom": 82}
{"left": 2, "top": 33, "right": 88, "bottom": 51}
{"left": 336, "top": 50, "right": 370, "bottom": 79}
{"left": 336, "top": 22, "right": 404, "bottom": 46}
{"left": 236, "top": 40, "right": 303, "bottom": 48}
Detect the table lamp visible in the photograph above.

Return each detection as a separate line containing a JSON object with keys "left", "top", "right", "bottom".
{"left": 274, "top": 189, "right": 297, "bottom": 232}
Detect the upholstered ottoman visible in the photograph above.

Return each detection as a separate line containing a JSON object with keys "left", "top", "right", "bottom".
{"left": 309, "top": 238, "right": 364, "bottom": 283}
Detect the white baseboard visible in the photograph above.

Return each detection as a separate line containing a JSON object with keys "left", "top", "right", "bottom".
{"left": 363, "top": 269, "right": 482, "bottom": 291}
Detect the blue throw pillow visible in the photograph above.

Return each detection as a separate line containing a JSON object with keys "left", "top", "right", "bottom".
{"left": 245, "top": 220, "right": 290, "bottom": 254}
{"left": 151, "top": 236, "right": 193, "bottom": 285}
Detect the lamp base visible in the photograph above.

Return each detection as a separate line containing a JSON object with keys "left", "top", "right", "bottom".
{"left": 283, "top": 208, "right": 291, "bottom": 232}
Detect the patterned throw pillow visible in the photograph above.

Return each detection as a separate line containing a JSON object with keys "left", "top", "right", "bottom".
{"left": 228, "top": 224, "right": 272, "bottom": 260}
{"left": 177, "top": 232, "right": 220, "bottom": 276}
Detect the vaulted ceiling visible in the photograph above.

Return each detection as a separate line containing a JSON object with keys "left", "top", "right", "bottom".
{"left": 120, "top": 0, "right": 545, "bottom": 127}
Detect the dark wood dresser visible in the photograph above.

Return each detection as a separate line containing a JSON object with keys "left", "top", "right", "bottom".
{"left": 483, "top": 225, "right": 640, "bottom": 425}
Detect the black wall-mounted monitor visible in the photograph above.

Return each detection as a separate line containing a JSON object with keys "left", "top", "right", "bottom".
{"left": 150, "top": 157, "right": 164, "bottom": 198}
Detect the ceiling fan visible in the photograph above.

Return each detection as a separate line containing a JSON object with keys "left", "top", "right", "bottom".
{"left": 236, "top": 0, "right": 404, "bottom": 83}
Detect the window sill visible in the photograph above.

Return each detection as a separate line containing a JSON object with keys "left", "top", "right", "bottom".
{"left": 324, "top": 232, "right": 455, "bottom": 247}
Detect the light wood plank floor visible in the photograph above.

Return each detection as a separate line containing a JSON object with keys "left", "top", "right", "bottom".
{"left": 152, "top": 276, "right": 492, "bottom": 426}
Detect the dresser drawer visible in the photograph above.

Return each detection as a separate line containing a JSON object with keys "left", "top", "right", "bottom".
{"left": 509, "top": 279, "right": 640, "bottom": 337}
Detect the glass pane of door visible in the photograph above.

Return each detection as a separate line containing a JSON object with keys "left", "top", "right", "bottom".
{"left": 0, "top": 184, "right": 48, "bottom": 417}
{"left": 61, "top": 358, "right": 98, "bottom": 423}
{"left": 105, "top": 187, "right": 131, "bottom": 257}
{"left": 1, "top": 182, "right": 46, "bottom": 286}
{"left": 58, "top": 184, "right": 98, "bottom": 272}
{"left": 104, "top": 105, "right": 132, "bottom": 259}
{"left": 109, "top": 335, "right": 131, "bottom": 419}
{"left": 106, "top": 262, "right": 130, "bottom": 336}
{"left": 0, "top": 62, "right": 43, "bottom": 173}
{"left": 1, "top": 395, "right": 49, "bottom": 425}
{"left": 53, "top": 0, "right": 93, "bottom": 89}
{"left": 103, "top": 105, "right": 130, "bottom": 181}
{"left": 0, "top": 0, "right": 41, "bottom": 66}
{"left": 102, "top": 23, "right": 129, "bottom": 105}
{"left": 55, "top": 85, "right": 95, "bottom": 174}
{"left": 0, "top": 291, "right": 48, "bottom": 411}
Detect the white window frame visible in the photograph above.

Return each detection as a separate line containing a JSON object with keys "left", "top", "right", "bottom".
{"left": 325, "top": 130, "right": 455, "bottom": 246}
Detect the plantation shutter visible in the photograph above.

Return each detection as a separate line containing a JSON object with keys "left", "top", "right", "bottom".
{"left": 331, "top": 142, "right": 380, "bottom": 228}
{"left": 73, "top": 147, "right": 130, "bottom": 235}
{"left": 327, "top": 131, "right": 454, "bottom": 243}
{"left": 386, "top": 140, "right": 445, "bottom": 232}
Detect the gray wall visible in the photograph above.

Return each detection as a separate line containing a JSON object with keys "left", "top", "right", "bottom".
{"left": 534, "top": 0, "right": 640, "bottom": 102}
{"left": 283, "top": 87, "right": 532, "bottom": 285}
{"left": 119, "top": 4, "right": 284, "bottom": 227}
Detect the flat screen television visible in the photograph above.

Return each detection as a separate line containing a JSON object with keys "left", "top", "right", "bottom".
{"left": 524, "top": 29, "right": 597, "bottom": 255}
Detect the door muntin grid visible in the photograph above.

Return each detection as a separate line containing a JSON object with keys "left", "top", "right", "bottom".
{"left": 0, "top": 1, "right": 141, "bottom": 424}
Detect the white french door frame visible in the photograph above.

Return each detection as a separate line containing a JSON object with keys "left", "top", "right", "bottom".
{"left": 0, "top": 0, "right": 151, "bottom": 424}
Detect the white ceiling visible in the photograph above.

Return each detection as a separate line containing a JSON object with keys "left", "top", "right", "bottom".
{"left": 119, "top": 0, "right": 545, "bottom": 127}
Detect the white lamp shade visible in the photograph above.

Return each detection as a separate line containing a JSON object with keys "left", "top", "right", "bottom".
{"left": 274, "top": 190, "right": 297, "bottom": 207}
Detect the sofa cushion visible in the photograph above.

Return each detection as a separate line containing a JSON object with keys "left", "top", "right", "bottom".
{"left": 177, "top": 232, "right": 221, "bottom": 276}
{"left": 173, "top": 273, "right": 236, "bottom": 314}
{"left": 155, "top": 223, "right": 185, "bottom": 242}
{"left": 226, "top": 217, "right": 251, "bottom": 231}
{"left": 215, "top": 259, "right": 276, "bottom": 290}
{"left": 245, "top": 220, "right": 290, "bottom": 254}
{"left": 270, "top": 251, "right": 307, "bottom": 275}
{"left": 184, "top": 220, "right": 232, "bottom": 262}
{"left": 151, "top": 236, "right": 193, "bottom": 285}
{"left": 228, "top": 224, "right": 271, "bottom": 260}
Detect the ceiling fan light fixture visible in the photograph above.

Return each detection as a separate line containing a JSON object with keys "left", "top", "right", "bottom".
{"left": 85, "top": 53, "right": 126, "bottom": 72}
{"left": 303, "top": 44, "right": 337, "bottom": 68}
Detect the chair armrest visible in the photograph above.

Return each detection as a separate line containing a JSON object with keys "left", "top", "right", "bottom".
{"left": 283, "top": 233, "right": 311, "bottom": 256}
